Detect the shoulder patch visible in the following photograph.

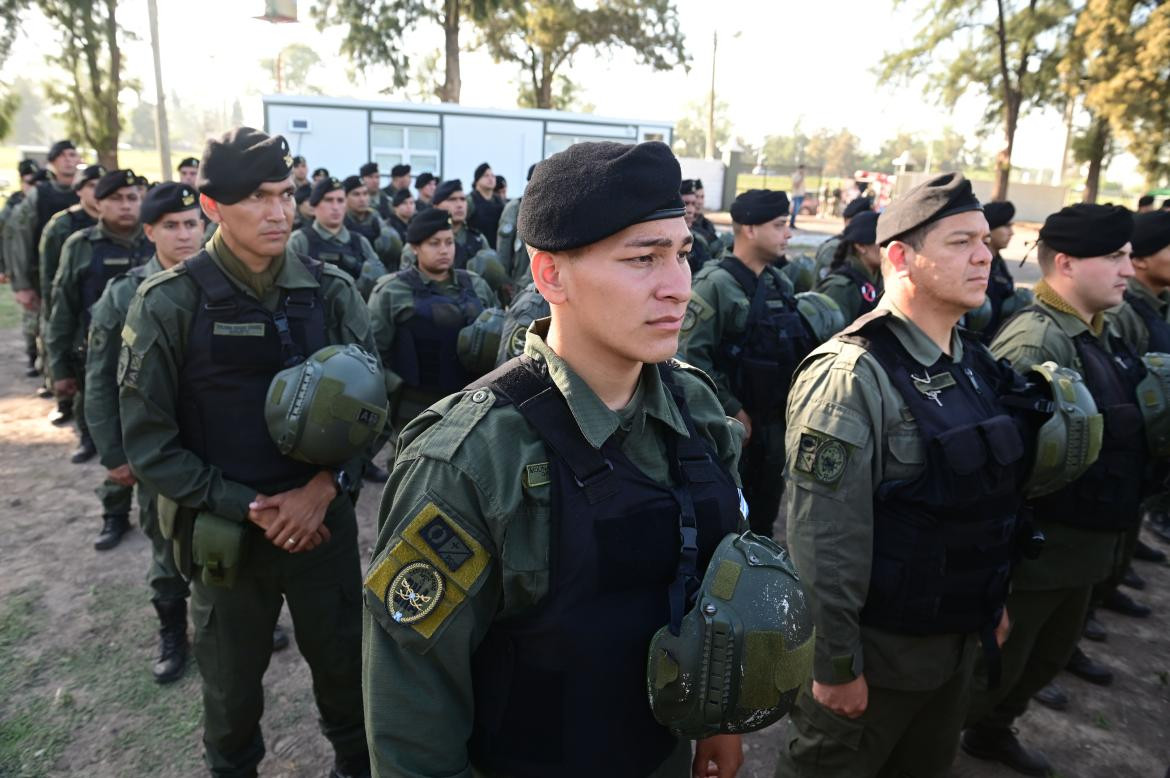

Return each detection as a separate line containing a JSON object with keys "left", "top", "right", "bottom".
{"left": 793, "top": 431, "right": 851, "bottom": 486}
{"left": 320, "top": 261, "right": 357, "bottom": 285}
{"left": 682, "top": 292, "right": 716, "bottom": 336}
{"left": 137, "top": 264, "right": 188, "bottom": 296}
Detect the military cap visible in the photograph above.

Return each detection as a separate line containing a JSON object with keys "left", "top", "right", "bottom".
{"left": 494, "top": 175, "right": 507, "bottom": 192}
{"left": 392, "top": 188, "right": 413, "bottom": 206}
{"left": 292, "top": 155, "right": 306, "bottom": 166}
{"left": 18, "top": 159, "right": 39, "bottom": 177}
{"left": 694, "top": 178, "right": 704, "bottom": 190}
{"left": 312, "top": 167, "right": 329, "bottom": 179}
{"left": 310, "top": 176, "right": 344, "bottom": 207}
{"left": 72, "top": 165, "right": 105, "bottom": 191}
{"left": 983, "top": 201, "right": 1015, "bottom": 230}
{"left": 842, "top": 196, "right": 873, "bottom": 219}
{"left": 876, "top": 172, "right": 982, "bottom": 246}
{"left": 680, "top": 179, "right": 698, "bottom": 195}
{"left": 47, "top": 139, "right": 76, "bottom": 162}
{"left": 197, "top": 127, "right": 293, "bottom": 205}
{"left": 415, "top": 172, "right": 437, "bottom": 189}
{"left": 140, "top": 181, "right": 200, "bottom": 224}
{"left": 1039, "top": 203, "right": 1133, "bottom": 258}
{"left": 1131, "top": 211, "right": 1170, "bottom": 258}
{"left": 473, "top": 162, "right": 491, "bottom": 182}
{"left": 342, "top": 175, "right": 363, "bottom": 194}
{"left": 841, "top": 210, "right": 879, "bottom": 245}
{"left": 135, "top": 175, "right": 150, "bottom": 187}
{"left": 433, "top": 179, "right": 463, "bottom": 205}
{"left": 95, "top": 169, "right": 139, "bottom": 200}
{"left": 177, "top": 156, "right": 199, "bottom": 170}
{"left": 390, "top": 163, "right": 411, "bottom": 177}
{"left": 518, "top": 141, "right": 684, "bottom": 252}
{"left": 730, "top": 189, "right": 790, "bottom": 225}
{"left": 360, "top": 162, "right": 379, "bottom": 177}
{"left": 294, "top": 183, "right": 312, "bottom": 205}
{"left": 405, "top": 208, "right": 453, "bottom": 244}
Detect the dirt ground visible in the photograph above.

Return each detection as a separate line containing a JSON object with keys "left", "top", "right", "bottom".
{"left": 0, "top": 223, "right": 1167, "bottom": 776}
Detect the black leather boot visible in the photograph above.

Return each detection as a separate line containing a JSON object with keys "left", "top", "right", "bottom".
{"left": 1065, "top": 646, "right": 1113, "bottom": 686}
{"left": 71, "top": 429, "right": 97, "bottom": 463}
{"left": 152, "top": 599, "right": 189, "bottom": 684}
{"left": 329, "top": 750, "right": 371, "bottom": 778}
{"left": 961, "top": 726, "right": 1054, "bottom": 776}
{"left": 94, "top": 514, "right": 130, "bottom": 550}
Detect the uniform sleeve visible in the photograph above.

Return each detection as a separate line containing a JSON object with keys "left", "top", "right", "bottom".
{"left": 118, "top": 288, "right": 259, "bottom": 520}
{"left": 357, "top": 236, "right": 388, "bottom": 301}
{"left": 815, "top": 275, "right": 858, "bottom": 326}
{"left": 678, "top": 274, "right": 743, "bottom": 417}
{"left": 678, "top": 369, "right": 745, "bottom": 485}
{"left": 39, "top": 216, "right": 70, "bottom": 310}
{"left": 495, "top": 204, "right": 517, "bottom": 277}
{"left": 46, "top": 236, "right": 86, "bottom": 381}
{"left": 367, "top": 282, "right": 405, "bottom": 397}
{"left": 990, "top": 313, "right": 1075, "bottom": 373}
{"left": 84, "top": 287, "right": 128, "bottom": 469}
{"left": 285, "top": 230, "right": 308, "bottom": 257}
{"left": 3, "top": 196, "right": 36, "bottom": 292}
{"left": 784, "top": 348, "right": 881, "bottom": 684}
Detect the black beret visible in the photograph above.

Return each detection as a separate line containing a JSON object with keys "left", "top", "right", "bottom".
{"left": 392, "top": 188, "right": 413, "bottom": 206}
{"left": 1138, "top": 195, "right": 1155, "bottom": 208}
{"left": 140, "top": 182, "right": 200, "bottom": 224}
{"left": 526, "top": 164, "right": 536, "bottom": 182}
{"left": 842, "top": 196, "right": 873, "bottom": 219}
{"left": 342, "top": 175, "right": 363, "bottom": 194}
{"left": 983, "top": 201, "right": 1015, "bottom": 230}
{"left": 841, "top": 210, "right": 879, "bottom": 245}
{"left": 310, "top": 176, "right": 343, "bottom": 207}
{"left": 390, "top": 163, "right": 411, "bottom": 177}
{"left": 405, "top": 208, "right": 453, "bottom": 244}
{"left": 518, "top": 141, "right": 684, "bottom": 251}
{"left": 31, "top": 169, "right": 49, "bottom": 183}
{"left": 694, "top": 178, "right": 704, "bottom": 190}
{"left": 360, "top": 162, "right": 379, "bottom": 177}
{"left": 18, "top": 159, "right": 39, "bottom": 177}
{"left": 1131, "top": 211, "right": 1170, "bottom": 258}
{"left": 312, "top": 167, "right": 329, "bottom": 179}
{"left": 680, "top": 179, "right": 698, "bottom": 195}
{"left": 135, "top": 175, "right": 150, "bottom": 187}
{"left": 197, "top": 127, "right": 293, "bottom": 205}
{"left": 47, "top": 140, "right": 75, "bottom": 162}
{"left": 1039, "top": 203, "right": 1134, "bottom": 257}
{"left": 415, "top": 172, "right": 437, "bottom": 189}
{"left": 294, "top": 183, "right": 312, "bottom": 205}
{"left": 433, "top": 179, "right": 463, "bottom": 205}
{"left": 177, "top": 156, "right": 199, "bottom": 170}
{"left": 95, "top": 168, "right": 139, "bottom": 200}
{"left": 474, "top": 162, "right": 491, "bottom": 182}
{"left": 72, "top": 165, "right": 105, "bottom": 191}
{"left": 292, "top": 155, "right": 306, "bottom": 166}
{"left": 876, "top": 172, "right": 982, "bottom": 246}
{"left": 494, "top": 175, "right": 507, "bottom": 191}
{"left": 730, "top": 189, "right": 790, "bottom": 225}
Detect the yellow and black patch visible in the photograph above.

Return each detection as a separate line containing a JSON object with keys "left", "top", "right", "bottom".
{"left": 794, "top": 431, "right": 850, "bottom": 486}
{"left": 386, "top": 562, "right": 445, "bottom": 624}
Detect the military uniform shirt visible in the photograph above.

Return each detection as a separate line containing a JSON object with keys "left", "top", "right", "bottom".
{"left": 813, "top": 234, "right": 842, "bottom": 281}
{"left": 286, "top": 220, "right": 387, "bottom": 300}
{"left": 2, "top": 181, "right": 74, "bottom": 291}
{"left": 346, "top": 209, "right": 402, "bottom": 266}
{"left": 40, "top": 205, "right": 98, "bottom": 317}
{"left": 785, "top": 300, "right": 977, "bottom": 689}
{"left": 495, "top": 197, "right": 525, "bottom": 285}
{"left": 361, "top": 319, "right": 744, "bottom": 777}
{"left": 816, "top": 253, "right": 882, "bottom": 325}
{"left": 1108, "top": 276, "right": 1170, "bottom": 356}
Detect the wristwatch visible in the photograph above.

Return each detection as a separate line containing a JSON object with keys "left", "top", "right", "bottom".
{"left": 332, "top": 468, "right": 353, "bottom": 497}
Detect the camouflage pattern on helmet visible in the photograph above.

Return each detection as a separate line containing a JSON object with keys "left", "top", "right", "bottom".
{"left": 794, "top": 291, "right": 845, "bottom": 344}
{"left": 1022, "top": 361, "right": 1103, "bottom": 498}
{"left": 1136, "top": 352, "right": 1170, "bottom": 458}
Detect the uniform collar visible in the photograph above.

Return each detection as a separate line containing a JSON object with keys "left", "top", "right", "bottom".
{"left": 206, "top": 230, "right": 318, "bottom": 298}
{"left": 522, "top": 318, "right": 690, "bottom": 449}
{"left": 142, "top": 254, "right": 164, "bottom": 275}
{"left": 347, "top": 209, "right": 376, "bottom": 224}
{"left": 878, "top": 299, "right": 966, "bottom": 366}
{"left": 1034, "top": 279, "right": 1104, "bottom": 337}
{"left": 1126, "top": 277, "right": 1170, "bottom": 314}
{"left": 311, "top": 219, "right": 351, "bottom": 244}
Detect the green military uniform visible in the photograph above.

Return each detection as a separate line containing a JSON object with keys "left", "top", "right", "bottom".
{"left": 368, "top": 266, "right": 498, "bottom": 427}
{"left": 815, "top": 253, "right": 882, "bottom": 325}
{"left": 369, "top": 188, "right": 393, "bottom": 222}
{"left": 119, "top": 230, "right": 373, "bottom": 774}
{"left": 399, "top": 225, "right": 514, "bottom": 304}
{"left": 0, "top": 189, "right": 26, "bottom": 279}
{"left": 85, "top": 254, "right": 187, "bottom": 602}
{"left": 287, "top": 219, "right": 387, "bottom": 300}
{"left": 39, "top": 205, "right": 98, "bottom": 318}
{"left": 495, "top": 197, "right": 525, "bottom": 285}
{"left": 686, "top": 229, "right": 713, "bottom": 274}
{"left": 362, "top": 320, "right": 745, "bottom": 776}
{"left": 693, "top": 213, "right": 721, "bottom": 255}
{"left": 813, "top": 234, "right": 842, "bottom": 282}
{"left": 1111, "top": 276, "right": 1170, "bottom": 355}
{"left": 346, "top": 209, "right": 403, "bottom": 271}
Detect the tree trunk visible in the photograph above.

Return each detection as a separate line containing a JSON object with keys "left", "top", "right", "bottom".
{"left": 440, "top": 0, "right": 461, "bottom": 103}
{"left": 993, "top": 94, "right": 1019, "bottom": 201}
{"left": 1081, "top": 117, "right": 1109, "bottom": 204}
{"left": 537, "top": 60, "right": 553, "bottom": 109}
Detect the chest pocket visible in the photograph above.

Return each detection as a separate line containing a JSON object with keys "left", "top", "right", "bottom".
{"left": 498, "top": 481, "right": 552, "bottom": 617}
{"left": 885, "top": 421, "right": 924, "bottom": 478}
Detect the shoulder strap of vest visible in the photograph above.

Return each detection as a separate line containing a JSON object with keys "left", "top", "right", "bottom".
{"left": 184, "top": 251, "right": 235, "bottom": 304}
{"left": 717, "top": 257, "right": 758, "bottom": 298}
{"left": 1124, "top": 290, "right": 1166, "bottom": 334}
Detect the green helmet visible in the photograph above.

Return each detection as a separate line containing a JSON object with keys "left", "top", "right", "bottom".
{"left": 1022, "top": 361, "right": 1103, "bottom": 498}
{"left": 466, "top": 249, "right": 513, "bottom": 300}
{"left": 780, "top": 255, "right": 816, "bottom": 293}
{"left": 964, "top": 295, "right": 994, "bottom": 333}
{"left": 646, "top": 532, "right": 815, "bottom": 739}
{"left": 265, "top": 344, "right": 388, "bottom": 466}
{"left": 795, "top": 291, "right": 845, "bottom": 343}
{"left": 495, "top": 283, "right": 550, "bottom": 365}
{"left": 1000, "top": 287, "right": 1034, "bottom": 320}
{"left": 457, "top": 306, "right": 507, "bottom": 377}
{"left": 1136, "top": 352, "right": 1170, "bottom": 457}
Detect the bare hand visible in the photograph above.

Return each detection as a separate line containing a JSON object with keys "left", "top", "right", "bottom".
{"left": 995, "top": 607, "right": 1011, "bottom": 648}
{"left": 693, "top": 734, "right": 743, "bottom": 777}
{"left": 54, "top": 378, "right": 78, "bottom": 398}
{"left": 14, "top": 288, "right": 40, "bottom": 311}
{"left": 813, "top": 674, "right": 868, "bottom": 719}
{"left": 733, "top": 409, "right": 752, "bottom": 445}
{"left": 107, "top": 463, "right": 136, "bottom": 487}
{"left": 247, "top": 471, "right": 337, "bottom": 553}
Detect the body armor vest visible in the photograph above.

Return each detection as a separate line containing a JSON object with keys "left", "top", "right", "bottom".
{"left": 81, "top": 232, "right": 153, "bottom": 327}
{"left": 344, "top": 213, "right": 380, "bottom": 247}
{"left": 34, "top": 181, "right": 80, "bottom": 255}
{"left": 178, "top": 252, "right": 327, "bottom": 495}
{"left": 299, "top": 225, "right": 365, "bottom": 280}
{"left": 467, "top": 358, "right": 741, "bottom": 777}
{"left": 984, "top": 254, "right": 1016, "bottom": 341}
{"left": 390, "top": 268, "right": 484, "bottom": 395}
{"left": 1123, "top": 290, "right": 1170, "bottom": 353}
{"left": 467, "top": 190, "right": 504, "bottom": 250}
{"left": 453, "top": 227, "right": 485, "bottom": 270}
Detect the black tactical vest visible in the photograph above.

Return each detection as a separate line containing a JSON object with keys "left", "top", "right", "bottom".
{"left": 467, "top": 190, "right": 504, "bottom": 250}
{"left": 34, "top": 181, "right": 80, "bottom": 256}
{"left": 830, "top": 263, "right": 881, "bottom": 317}
{"left": 63, "top": 207, "right": 98, "bottom": 236}
{"left": 467, "top": 358, "right": 741, "bottom": 778}
{"left": 1026, "top": 307, "right": 1148, "bottom": 531}
{"left": 80, "top": 231, "right": 154, "bottom": 327}
{"left": 299, "top": 225, "right": 365, "bottom": 280}
{"left": 344, "top": 213, "right": 380, "bottom": 247}
{"left": 387, "top": 214, "right": 409, "bottom": 243}
{"left": 389, "top": 268, "right": 483, "bottom": 394}
{"left": 453, "top": 227, "right": 486, "bottom": 270}
{"left": 837, "top": 312, "right": 1031, "bottom": 639}
{"left": 983, "top": 254, "right": 1016, "bottom": 342}
{"left": 714, "top": 258, "right": 816, "bottom": 420}
{"left": 178, "top": 252, "right": 327, "bottom": 495}
{"left": 1123, "top": 290, "right": 1170, "bottom": 353}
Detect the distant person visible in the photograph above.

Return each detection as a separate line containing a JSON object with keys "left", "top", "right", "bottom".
{"left": 816, "top": 209, "right": 882, "bottom": 324}
{"left": 1136, "top": 195, "right": 1155, "bottom": 213}
{"left": 361, "top": 162, "right": 392, "bottom": 220}
{"left": 692, "top": 178, "right": 722, "bottom": 255}
{"left": 679, "top": 178, "right": 712, "bottom": 273}
{"left": 383, "top": 163, "right": 411, "bottom": 200}
{"left": 387, "top": 189, "right": 414, "bottom": 243}
{"left": 311, "top": 166, "right": 329, "bottom": 183}
{"left": 288, "top": 176, "right": 386, "bottom": 298}
{"left": 0, "top": 159, "right": 40, "bottom": 285}
{"left": 813, "top": 196, "right": 873, "bottom": 280}
{"left": 493, "top": 174, "right": 508, "bottom": 202}
{"left": 415, "top": 171, "right": 437, "bottom": 212}
{"left": 789, "top": 164, "right": 807, "bottom": 228}
{"left": 291, "top": 155, "right": 309, "bottom": 190}
{"left": 344, "top": 174, "right": 402, "bottom": 271}
{"left": 177, "top": 157, "right": 199, "bottom": 187}
{"left": 466, "top": 162, "right": 504, "bottom": 249}
{"left": 496, "top": 164, "right": 535, "bottom": 286}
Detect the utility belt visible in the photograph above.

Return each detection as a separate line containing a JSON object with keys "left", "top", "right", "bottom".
{"left": 158, "top": 495, "right": 248, "bottom": 589}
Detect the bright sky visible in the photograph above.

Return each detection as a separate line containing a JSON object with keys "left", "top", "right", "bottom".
{"left": 0, "top": 0, "right": 1141, "bottom": 186}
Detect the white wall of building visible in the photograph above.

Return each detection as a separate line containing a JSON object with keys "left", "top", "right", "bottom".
{"left": 678, "top": 158, "right": 728, "bottom": 211}
{"left": 266, "top": 102, "right": 369, "bottom": 184}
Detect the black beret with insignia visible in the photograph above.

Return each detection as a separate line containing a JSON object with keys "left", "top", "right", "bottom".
{"left": 140, "top": 182, "right": 200, "bottom": 225}
{"left": 197, "top": 127, "right": 293, "bottom": 205}
{"left": 405, "top": 208, "right": 453, "bottom": 244}
{"left": 95, "top": 168, "right": 139, "bottom": 200}
{"left": 1129, "top": 211, "right": 1170, "bottom": 258}
{"left": 177, "top": 156, "right": 199, "bottom": 170}
{"left": 294, "top": 183, "right": 312, "bottom": 205}
{"left": 360, "top": 162, "right": 379, "bottom": 177}
{"left": 415, "top": 172, "right": 437, "bottom": 189}
{"left": 841, "top": 210, "right": 879, "bottom": 245}
{"left": 474, "top": 162, "right": 491, "bottom": 182}
{"left": 47, "top": 139, "right": 75, "bottom": 162}
{"left": 392, "top": 188, "right": 413, "bottom": 206}
{"left": 1039, "top": 203, "right": 1134, "bottom": 258}
{"left": 342, "top": 175, "right": 363, "bottom": 194}
{"left": 730, "top": 189, "right": 790, "bottom": 225}
{"left": 310, "top": 177, "right": 344, "bottom": 207}
{"left": 292, "top": 155, "right": 306, "bottom": 166}
{"left": 842, "top": 197, "right": 873, "bottom": 219}
{"left": 433, "top": 179, "right": 463, "bottom": 206}
{"left": 18, "top": 159, "right": 39, "bottom": 177}
{"left": 391, "top": 163, "right": 411, "bottom": 177}
{"left": 518, "top": 141, "right": 684, "bottom": 252}
{"left": 876, "top": 172, "right": 982, "bottom": 246}
{"left": 312, "top": 167, "right": 329, "bottom": 179}
{"left": 72, "top": 165, "right": 105, "bottom": 191}
{"left": 679, "top": 179, "right": 698, "bottom": 195}
{"left": 983, "top": 201, "right": 1015, "bottom": 230}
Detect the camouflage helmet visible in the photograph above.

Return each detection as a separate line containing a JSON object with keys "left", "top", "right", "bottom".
{"left": 1022, "top": 361, "right": 1103, "bottom": 498}
{"left": 1136, "top": 352, "right": 1170, "bottom": 457}
{"left": 1000, "top": 287, "right": 1034, "bottom": 320}
{"left": 779, "top": 255, "right": 817, "bottom": 294}
{"left": 265, "top": 344, "right": 388, "bottom": 466}
{"left": 496, "top": 283, "right": 550, "bottom": 366}
{"left": 963, "top": 294, "right": 994, "bottom": 333}
{"left": 795, "top": 291, "right": 845, "bottom": 343}
{"left": 647, "top": 532, "right": 815, "bottom": 739}
{"left": 457, "top": 307, "right": 507, "bottom": 377}
{"left": 466, "top": 249, "right": 512, "bottom": 298}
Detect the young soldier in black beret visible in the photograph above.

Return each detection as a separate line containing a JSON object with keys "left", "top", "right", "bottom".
{"left": 344, "top": 174, "right": 402, "bottom": 271}
{"left": 360, "top": 161, "right": 393, "bottom": 221}
{"left": 414, "top": 171, "right": 437, "bottom": 212}
{"left": 287, "top": 176, "right": 386, "bottom": 299}
{"left": 0, "top": 161, "right": 40, "bottom": 286}
{"left": 291, "top": 155, "right": 309, "bottom": 191}
{"left": 177, "top": 157, "right": 200, "bottom": 187}
{"left": 383, "top": 163, "right": 411, "bottom": 200}
{"left": 679, "top": 178, "right": 713, "bottom": 273}
{"left": 816, "top": 209, "right": 882, "bottom": 324}
{"left": 387, "top": 188, "right": 414, "bottom": 243}
{"left": 813, "top": 195, "right": 875, "bottom": 281}
{"left": 691, "top": 178, "right": 722, "bottom": 251}
{"left": 364, "top": 139, "right": 746, "bottom": 778}
{"left": 312, "top": 166, "right": 330, "bottom": 183}
{"left": 467, "top": 161, "right": 503, "bottom": 249}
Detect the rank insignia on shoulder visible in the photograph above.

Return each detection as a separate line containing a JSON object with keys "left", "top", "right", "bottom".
{"left": 794, "top": 431, "right": 850, "bottom": 485}
{"left": 387, "top": 561, "right": 445, "bottom": 624}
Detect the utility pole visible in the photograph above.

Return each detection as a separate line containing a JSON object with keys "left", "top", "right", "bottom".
{"left": 1058, "top": 95, "right": 1075, "bottom": 185}
{"left": 705, "top": 30, "right": 717, "bottom": 160}
{"left": 147, "top": 0, "right": 172, "bottom": 181}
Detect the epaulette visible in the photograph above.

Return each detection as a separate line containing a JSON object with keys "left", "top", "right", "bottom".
{"left": 137, "top": 263, "right": 188, "bottom": 295}
{"left": 410, "top": 388, "right": 498, "bottom": 464}
{"left": 319, "top": 261, "right": 357, "bottom": 285}
{"left": 665, "top": 357, "right": 719, "bottom": 397}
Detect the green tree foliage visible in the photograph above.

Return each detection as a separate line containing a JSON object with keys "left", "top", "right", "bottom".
{"left": 260, "top": 43, "right": 322, "bottom": 94}
{"left": 0, "top": 0, "right": 29, "bottom": 140}
{"left": 674, "top": 99, "right": 730, "bottom": 158}
{"left": 879, "top": 0, "right": 1073, "bottom": 199}
{"left": 475, "top": 0, "right": 687, "bottom": 110}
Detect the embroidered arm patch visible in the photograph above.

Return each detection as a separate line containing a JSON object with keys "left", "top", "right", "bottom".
{"left": 793, "top": 431, "right": 851, "bottom": 486}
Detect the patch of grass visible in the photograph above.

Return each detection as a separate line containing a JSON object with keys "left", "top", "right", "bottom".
{"left": 1093, "top": 712, "right": 1112, "bottom": 731}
